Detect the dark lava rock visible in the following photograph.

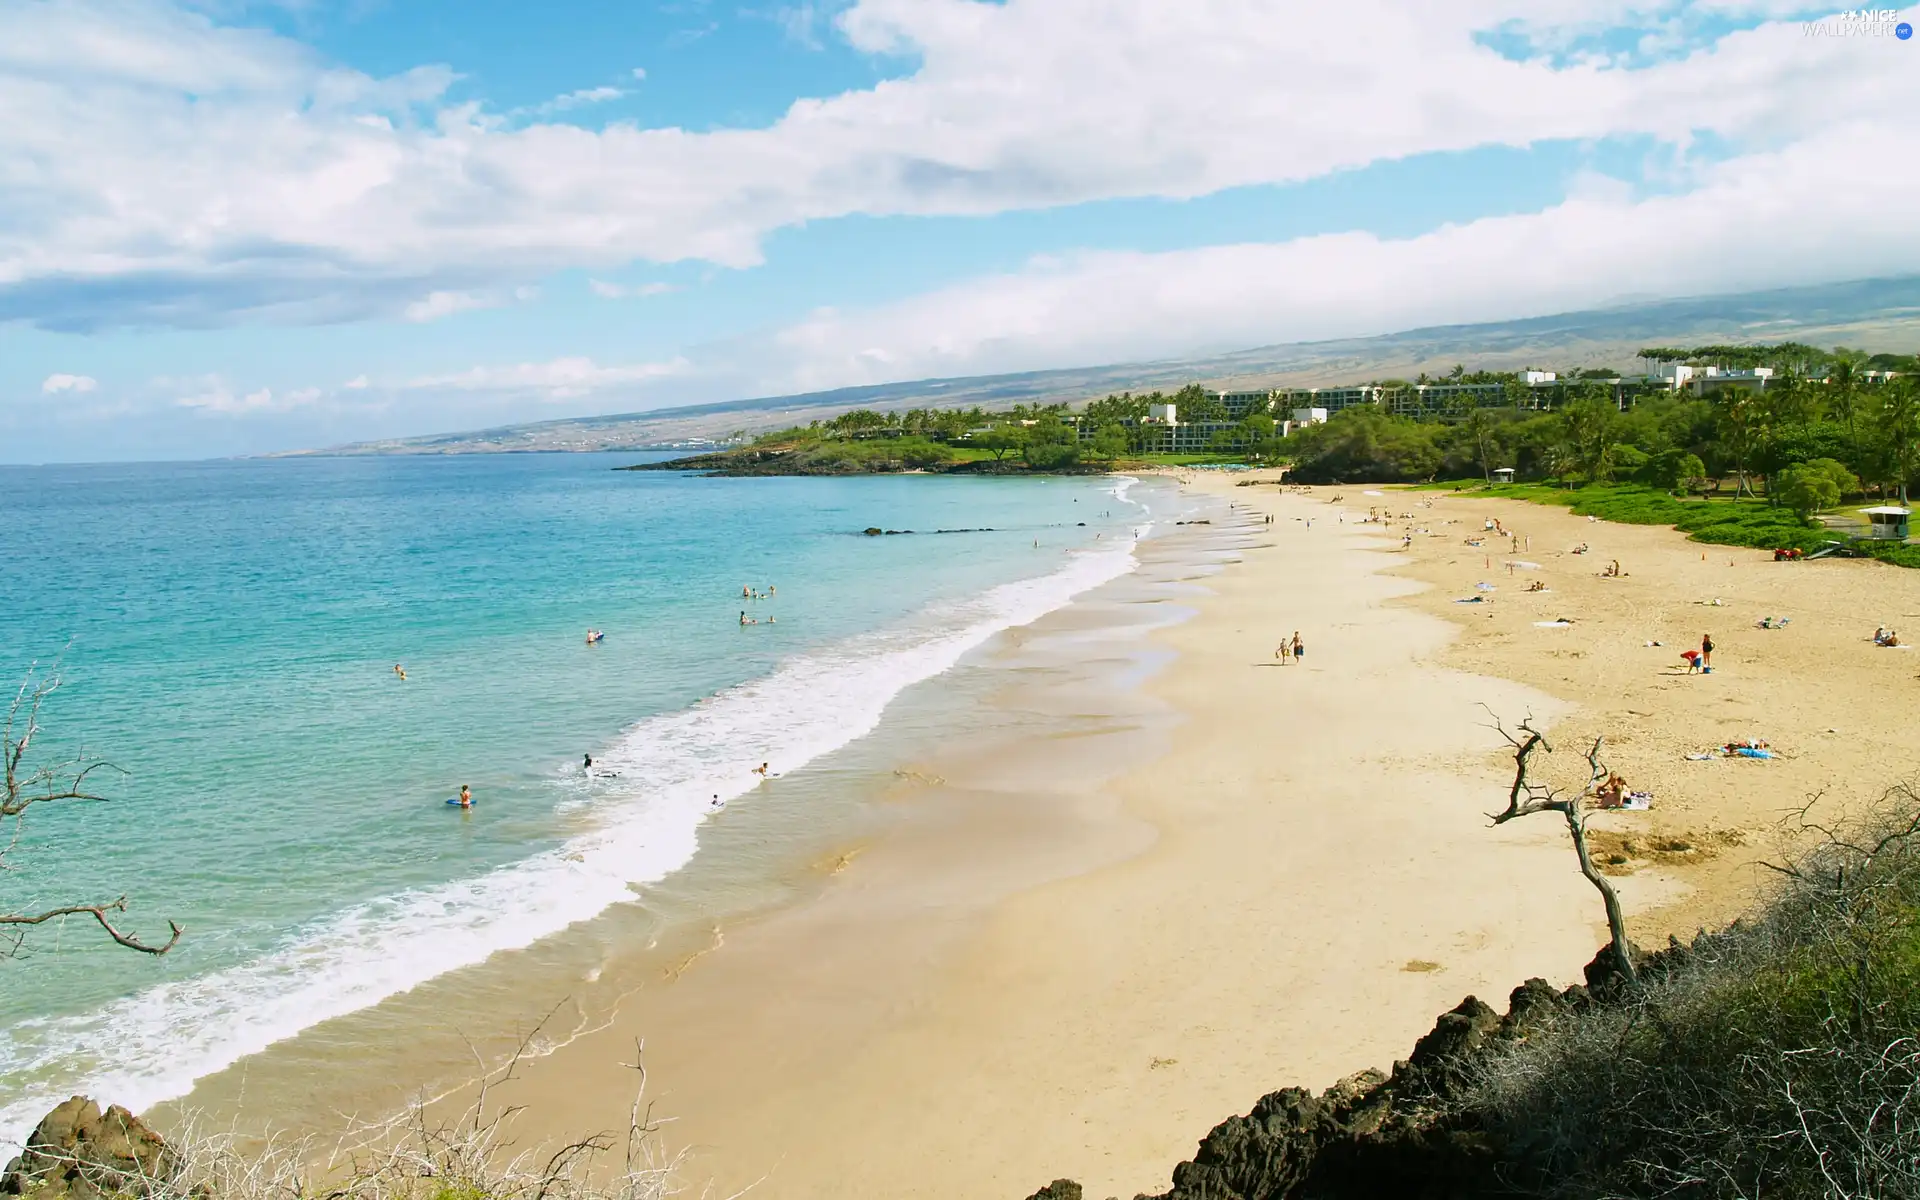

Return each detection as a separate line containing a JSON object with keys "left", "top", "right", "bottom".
{"left": 2, "top": 1097, "right": 184, "bottom": 1200}
{"left": 1023, "top": 1182, "right": 1084, "bottom": 1200}
{"left": 1024, "top": 947, "right": 1668, "bottom": 1200}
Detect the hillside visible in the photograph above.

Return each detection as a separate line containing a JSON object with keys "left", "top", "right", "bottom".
{"left": 282, "top": 276, "right": 1920, "bottom": 456}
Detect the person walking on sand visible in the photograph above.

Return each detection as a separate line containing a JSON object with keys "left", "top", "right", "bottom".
{"left": 1701, "top": 633, "right": 1714, "bottom": 672}
{"left": 1277, "top": 639, "right": 1291, "bottom": 665}
{"left": 1291, "top": 632, "right": 1305, "bottom": 664}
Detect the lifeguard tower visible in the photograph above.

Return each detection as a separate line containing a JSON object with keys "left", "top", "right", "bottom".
{"left": 1861, "top": 506, "right": 1912, "bottom": 541}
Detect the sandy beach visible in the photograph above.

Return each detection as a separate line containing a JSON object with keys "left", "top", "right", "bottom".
{"left": 471, "top": 471, "right": 1920, "bottom": 1200}
{"left": 166, "top": 475, "right": 1920, "bottom": 1200}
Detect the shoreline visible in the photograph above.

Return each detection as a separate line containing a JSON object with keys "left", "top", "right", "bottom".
{"left": 126, "top": 477, "right": 1210, "bottom": 1150}
{"left": 121, "top": 472, "right": 1920, "bottom": 1199}
{"left": 2, "top": 470, "right": 1166, "bottom": 1154}
{"left": 448, "top": 482, "right": 1629, "bottom": 1198}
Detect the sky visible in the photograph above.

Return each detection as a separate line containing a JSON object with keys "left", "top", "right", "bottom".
{"left": 1, "top": 0, "right": 1917, "bottom": 462}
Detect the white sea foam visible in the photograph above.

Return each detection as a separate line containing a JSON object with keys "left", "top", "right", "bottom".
{"left": 0, "top": 477, "right": 1153, "bottom": 1148}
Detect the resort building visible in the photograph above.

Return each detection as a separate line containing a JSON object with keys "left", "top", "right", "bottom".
{"left": 1653, "top": 363, "right": 1775, "bottom": 394}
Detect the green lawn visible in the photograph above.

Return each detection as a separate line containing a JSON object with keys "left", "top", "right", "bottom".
{"left": 1412, "top": 480, "right": 1920, "bottom": 568}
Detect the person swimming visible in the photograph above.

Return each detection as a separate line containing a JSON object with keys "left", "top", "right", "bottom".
{"left": 584, "top": 753, "right": 593, "bottom": 770}
{"left": 753, "top": 762, "right": 769, "bottom": 777}
{"left": 457, "top": 785, "right": 472, "bottom": 809}
{"left": 586, "top": 629, "right": 604, "bottom": 644}
{"left": 394, "top": 663, "right": 407, "bottom": 680}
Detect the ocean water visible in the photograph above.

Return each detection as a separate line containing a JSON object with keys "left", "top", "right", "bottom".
{"left": 0, "top": 453, "right": 1158, "bottom": 1146}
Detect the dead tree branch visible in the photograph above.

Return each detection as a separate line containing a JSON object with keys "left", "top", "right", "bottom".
{"left": 0, "top": 898, "right": 184, "bottom": 955}
{"left": 3, "top": 661, "right": 180, "bottom": 956}
{"left": 1482, "top": 708, "right": 1636, "bottom": 984}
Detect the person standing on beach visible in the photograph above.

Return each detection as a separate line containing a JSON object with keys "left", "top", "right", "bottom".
{"left": 1701, "top": 633, "right": 1714, "bottom": 671}
{"left": 1291, "top": 632, "right": 1305, "bottom": 663}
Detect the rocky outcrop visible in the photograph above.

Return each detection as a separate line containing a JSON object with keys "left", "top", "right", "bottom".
{"left": 2, "top": 1097, "right": 182, "bottom": 1200}
{"left": 1028, "top": 942, "right": 1686, "bottom": 1200}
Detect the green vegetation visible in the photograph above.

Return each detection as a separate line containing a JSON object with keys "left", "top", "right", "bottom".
{"left": 642, "top": 342, "right": 1920, "bottom": 519}
{"left": 1467, "top": 791, "right": 1920, "bottom": 1197}
{"left": 1290, "top": 343, "right": 1919, "bottom": 501}
{"left": 1287, "top": 343, "right": 1919, "bottom": 564}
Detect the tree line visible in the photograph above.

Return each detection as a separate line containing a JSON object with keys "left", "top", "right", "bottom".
{"left": 1287, "top": 351, "right": 1920, "bottom": 511}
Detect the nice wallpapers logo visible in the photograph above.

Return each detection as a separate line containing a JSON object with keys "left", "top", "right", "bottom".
{"left": 1804, "top": 7, "right": 1914, "bottom": 36}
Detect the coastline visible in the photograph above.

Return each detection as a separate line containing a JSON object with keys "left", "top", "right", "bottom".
{"left": 441, "top": 479, "right": 1632, "bottom": 1198}
{"left": 132, "top": 472, "right": 1920, "bottom": 1199}
{"left": 127, "top": 476, "right": 1206, "bottom": 1149}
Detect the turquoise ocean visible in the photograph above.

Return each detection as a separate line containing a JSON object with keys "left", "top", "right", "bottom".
{"left": 0, "top": 454, "right": 1160, "bottom": 1146}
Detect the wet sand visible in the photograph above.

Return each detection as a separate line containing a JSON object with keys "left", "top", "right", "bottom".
{"left": 169, "top": 476, "right": 1920, "bottom": 1200}
{"left": 493, "top": 482, "right": 1646, "bottom": 1199}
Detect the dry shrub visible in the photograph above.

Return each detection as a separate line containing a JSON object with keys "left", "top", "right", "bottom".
{"left": 1471, "top": 784, "right": 1920, "bottom": 1199}
{"left": 24, "top": 1038, "right": 737, "bottom": 1200}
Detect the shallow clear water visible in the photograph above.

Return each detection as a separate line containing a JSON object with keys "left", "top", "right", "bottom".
{"left": 0, "top": 453, "right": 1152, "bottom": 1143}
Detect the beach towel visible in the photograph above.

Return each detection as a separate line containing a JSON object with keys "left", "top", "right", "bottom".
{"left": 1686, "top": 752, "right": 1716, "bottom": 761}
{"left": 1623, "top": 792, "right": 1653, "bottom": 810}
{"left": 1534, "top": 620, "right": 1573, "bottom": 628}
{"left": 1735, "top": 747, "right": 1773, "bottom": 759}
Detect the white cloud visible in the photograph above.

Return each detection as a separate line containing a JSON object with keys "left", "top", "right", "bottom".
{"left": 521, "top": 85, "right": 626, "bottom": 117}
{"left": 41, "top": 373, "right": 98, "bottom": 393}
{"left": 755, "top": 119, "right": 1920, "bottom": 391}
{"left": 404, "top": 355, "right": 691, "bottom": 401}
{"left": 171, "top": 378, "right": 328, "bottom": 414}
{"left": 343, "top": 374, "right": 369, "bottom": 389}
{"left": 630, "top": 67, "right": 646, "bottom": 81}
{"left": 767, "top": 1, "right": 851, "bottom": 49}
{"left": 588, "top": 279, "right": 676, "bottom": 299}
{"left": 402, "top": 290, "right": 499, "bottom": 322}
{"left": 3, "top": 0, "right": 1915, "bottom": 330}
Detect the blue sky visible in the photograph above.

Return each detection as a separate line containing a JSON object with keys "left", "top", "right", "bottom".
{"left": 2, "top": 0, "right": 1917, "bottom": 461}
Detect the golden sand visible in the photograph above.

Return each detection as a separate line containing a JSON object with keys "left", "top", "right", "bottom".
{"left": 477, "top": 476, "right": 1919, "bottom": 1199}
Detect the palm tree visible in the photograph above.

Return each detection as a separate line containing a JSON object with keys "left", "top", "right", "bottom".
{"left": 1874, "top": 375, "right": 1920, "bottom": 506}
{"left": 1828, "top": 357, "right": 1860, "bottom": 468}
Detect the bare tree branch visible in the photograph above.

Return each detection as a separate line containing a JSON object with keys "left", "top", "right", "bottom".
{"left": 1482, "top": 708, "right": 1636, "bottom": 984}
{"left": 3, "top": 661, "right": 180, "bottom": 957}
{"left": 0, "top": 897, "right": 183, "bottom": 955}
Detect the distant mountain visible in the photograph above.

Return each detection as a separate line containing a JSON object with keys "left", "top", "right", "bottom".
{"left": 285, "top": 275, "right": 1920, "bottom": 456}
